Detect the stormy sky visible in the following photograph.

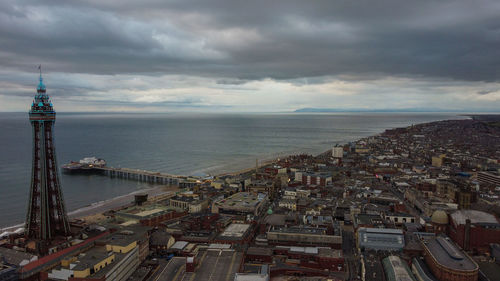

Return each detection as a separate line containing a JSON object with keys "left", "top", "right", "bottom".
{"left": 1, "top": 0, "right": 499, "bottom": 112}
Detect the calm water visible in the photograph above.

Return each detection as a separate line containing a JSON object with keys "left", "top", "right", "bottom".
{"left": 0, "top": 112, "right": 466, "bottom": 227}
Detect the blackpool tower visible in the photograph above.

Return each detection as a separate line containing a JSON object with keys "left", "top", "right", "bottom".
{"left": 26, "top": 69, "right": 70, "bottom": 241}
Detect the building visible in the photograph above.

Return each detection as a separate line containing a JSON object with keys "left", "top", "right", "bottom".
{"left": 278, "top": 199, "right": 297, "bottom": 211}
{"left": 245, "top": 247, "right": 273, "bottom": 263}
{"left": 357, "top": 228, "right": 405, "bottom": 251}
{"left": 382, "top": 256, "right": 417, "bottom": 281}
{"left": 421, "top": 236, "right": 478, "bottom": 281}
{"left": 354, "top": 214, "right": 385, "bottom": 229}
{"left": 234, "top": 272, "right": 269, "bottom": 281}
{"left": 332, "top": 146, "right": 344, "bottom": 158}
{"left": 448, "top": 210, "right": 500, "bottom": 253}
{"left": 383, "top": 212, "right": 416, "bottom": 226}
{"left": 432, "top": 154, "right": 445, "bottom": 167}
{"left": 0, "top": 247, "right": 38, "bottom": 267}
{"left": 212, "top": 192, "right": 268, "bottom": 216}
{"left": 273, "top": 246, "right": 344, "bottom": 272}
{"left": 215, "top": 223, "right": 254, "bottom": 244}
{"left": 115, "top": 205, "right": 187, "bottom": 226}
{"left": 46, "top": 230, "right": 143, "bottom": 281}
{"left": 26, "top": 71, "right": 70, "bottom": 242}
{"left": 294, "top": 172, "right": 332, "bottom": 186}
{"left": 0, "top": 247, "right": 36, "bottom": 281}
{"left": 430, "top": 210, "right": 449, "bottom": 234}
{"left": 477, "top": 172, "right": 500, "bottom": 187}
{"left": 267, "top": 226, "right": 342, "bottom": 248}
{"left": 158, "top": 250, "right": 243, "bottom": 281}
{"left": 19, "top": 231, "right": 110, "bottom": 280}
{"left": 0, "top": 264, "right": 18, "bottom": 281}
{"left": 168, "top": 193, "right": 210, "bottom": 214}
{"left": 411, "top": 257, "right": 438, "bottom": 281}
{"left": 149, "top": 230, "right": 175, "bottom": 253}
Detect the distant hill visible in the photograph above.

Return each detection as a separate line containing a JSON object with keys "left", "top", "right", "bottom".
{"left": 294, "top": 108, "right": 465, "bottom": 113}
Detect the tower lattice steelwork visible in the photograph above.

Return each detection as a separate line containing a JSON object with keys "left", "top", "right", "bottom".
{"left": 26, "top": 69, "right": 70, "bottom": 240}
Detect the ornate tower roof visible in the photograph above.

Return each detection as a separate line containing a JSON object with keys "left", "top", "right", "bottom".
{"left": 37, "top": 73, "right": 46, "bottom": 92}
{"left": 30, "top": 66, "right": 54, "bottom": 115}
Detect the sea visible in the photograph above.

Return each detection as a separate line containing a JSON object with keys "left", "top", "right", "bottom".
{"left": 0, "top": 112, "right": 467, "bottom": 228}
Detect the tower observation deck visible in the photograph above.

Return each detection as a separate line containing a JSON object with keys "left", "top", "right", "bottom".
{"left": 26, "top": 69, "right": 70, "bottom": 241}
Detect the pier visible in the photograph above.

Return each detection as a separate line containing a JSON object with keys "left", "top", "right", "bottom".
{"left": 92, "top": 167, "right": 200, "bottom": 188}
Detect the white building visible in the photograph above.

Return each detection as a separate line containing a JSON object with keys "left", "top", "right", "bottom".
{"left": 332, "top": 146, "right": 344, "bottom": 158}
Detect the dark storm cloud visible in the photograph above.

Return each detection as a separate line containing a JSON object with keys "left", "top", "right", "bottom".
{"left": 477, "top": 90, "right": 497, "bottom": 95}
{"left": 1, "top": 0, "right": 499, "bottom": 82}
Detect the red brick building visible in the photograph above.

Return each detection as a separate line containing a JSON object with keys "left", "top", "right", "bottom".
{"left": 273, "top": 246, "right": 344, "bottom": 272}
{"left": 448, "top": 210, "right": 500, "bottom": 254}
{"left": 245, "top": 246, "right": 344, "bottom": 272}
{"left": 421, "top": 236, "right": 478, "bottom": 281}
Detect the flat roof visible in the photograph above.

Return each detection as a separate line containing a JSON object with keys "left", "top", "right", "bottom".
{"left": 0, "top": 247, "right": 36, "bottom": 266}
{"left": 216, "top": 192, "right": 266, "bottom": 209}
{"left": 208, "top": 244, "right": 231, "bottom": 249}
{"left": 269, "top": 226, "right": 327, "bottom": 235}
{"left": 135, "top": 208, "right": 164, "bottom": 217}
{"left": 234, "top": 273, "right": 268, "bottom": 281}
{"left": 361, "top": 228, "right": 403, "bottom": 234}
{"left": 247, "top": 247, "right": 272, "bottom": 256}
{"left": 21, "top": 232, "right": 109, "bottom": 273}
{"left": 355, "top": 214, "right": 383, "bottom": 224}
{"left": 412, "top": 258, "right": 438, "bottom": 281}
{"left": 72, "top": 248, "right": 110, "bottom": 271}
{"left": 220, "top": 223, "right": 250, "bottom": 238}
{"left": 450, "top": 210, "right": 499, "bottom": 225}
{"left": 425, "top": 236, "right": 478, "bottom": 271}
{"left": 382, "top": 256, "right": 416, "bottom": 281}
{"left": 171, "top": 241, "right": 189, "bottom": 250}
{"left": 98, "top": 231, "right": 140, "bottom": 247}
{"left": 163, "top": 250, "right": 243, "bottom": 281}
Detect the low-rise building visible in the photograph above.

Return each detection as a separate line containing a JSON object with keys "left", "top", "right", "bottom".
{"left": 294, "top": 172, "right": 332, "bottom": 186}
{"left": 267, "top": 226, "right": 342, "bottom": 248}
{"left": 382, "top": 255, "right": 417, "bottom": 281}
{"left": 448, "top": 209, "right": 500, "bottom": 253}
{"left": 48, "top": 230, "right": 143, "bottom": 281}
{"left": 383, "top": 212, "right": 416, "bottom": 225}
{"left": 169, "top": 195, "right": 210, "bottom": 213}
{"left": 357, "top": 228, "right": 404, "bottom": 251}
{"left": 278, "top": 199, "right": 296, "bottom": 211}
{"left": 212, "top": 192, "right": 268, "bottom": 216}
{"left": 274, "top": 246, "right": 344, "bottom": 272}
{"left": 115, "top": 205, "right": 187, "bottom": 226}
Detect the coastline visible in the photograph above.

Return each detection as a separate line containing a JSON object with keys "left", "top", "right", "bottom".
{"left": 1, "top": 114, "right": 470, "bottom": 232}
{"left": 0, "top": 185, "right": 177, "bottom": 233}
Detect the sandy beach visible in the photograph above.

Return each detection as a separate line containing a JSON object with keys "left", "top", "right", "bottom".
{"left": 0, "top": 185, "right": 178, "bottom": 233}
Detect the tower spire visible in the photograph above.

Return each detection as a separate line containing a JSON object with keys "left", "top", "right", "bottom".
{"left": 36, "top": 65, "right": 46, "bottom": 93}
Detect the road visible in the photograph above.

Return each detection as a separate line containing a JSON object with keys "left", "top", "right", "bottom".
{"left": 149, "top": 257, "right": 185, "bottom": 281}
{"left": 342, "top": 225, "right": 360, "bottom": 281}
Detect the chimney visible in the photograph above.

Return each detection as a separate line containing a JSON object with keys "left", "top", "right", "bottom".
{"left": 464, "top": 219, "right": 471, "bottom": 251}
{"left": 186, "top": 256, "right": 196, "bottom": 272}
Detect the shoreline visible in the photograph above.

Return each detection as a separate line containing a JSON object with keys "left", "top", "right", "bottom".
{"left": 1, "top": 115, "right": 470, "bottom": 232}
{"left": 0, "top": 185, "right": 176, "bottom": 233}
